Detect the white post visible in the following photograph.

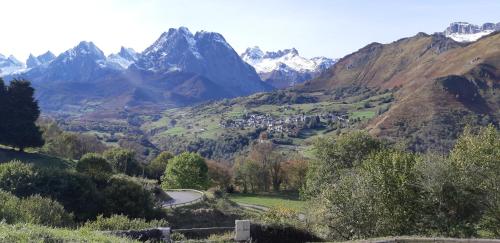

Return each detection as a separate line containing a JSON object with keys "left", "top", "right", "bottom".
{"left": 158, "top": 227, "right": 170, "bottom": 242}
{"left": 234, "top": 220, "right": 251, "bottom": 241}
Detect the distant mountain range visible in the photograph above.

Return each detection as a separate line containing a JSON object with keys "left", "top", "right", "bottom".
{"left": 241, "top": 46, "right": 336, "bottom": 88}
{"left": 443, "top": 21, "right": 500, "bottom": 42}
{"left": 1, "top": 27, "right": 272, "bottom": 113}
{"left": 0, "top": 21, "right": 498, "bottom": 119}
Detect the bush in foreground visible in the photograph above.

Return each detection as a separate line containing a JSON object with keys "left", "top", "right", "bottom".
{"left": 0, "top": 190, "right": 73, "bottom": 227}
{"left": 0, "top": 160, "right": 38, "bottom": 197}
{"left": 103, "top": 174, "right": 158, "bottom": 219}
{"left": 83, "top": 214, "right": 168, "bottom": 231}
{"left": 0, "top": 222, "right": 134, "bottom": 243}
{"left": 307, "top": 125, "right": 500, "bottom": 240}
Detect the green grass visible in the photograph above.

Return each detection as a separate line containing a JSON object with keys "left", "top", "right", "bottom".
{"left": 228, "top": 192, "right": 306, "bottom": 212}
{"left": 351, "top": 110, "right": 376, "bottom": 119}
{"left": 162, "top": 126, "right": 187, "bottom": 136}
{"left": 0, "top": 223, "right": 136, "bottom": 242}
{"left": 0, "top": 147, "right": 74, "bottom": 170}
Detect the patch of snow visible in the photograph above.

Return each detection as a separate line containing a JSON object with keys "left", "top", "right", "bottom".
{"left": 446, "top": 30, "right": 494, "bottom": 42}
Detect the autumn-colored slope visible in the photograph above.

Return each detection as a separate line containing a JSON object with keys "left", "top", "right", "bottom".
{"left": 299, "top": 32, "right": 500, "bottom": 151}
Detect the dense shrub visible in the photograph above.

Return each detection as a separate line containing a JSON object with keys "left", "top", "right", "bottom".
{"left": 260, "top": 206, "right": 300, "bottom": 227}
{"left": 0, "top": 190, "right": 23, "bottom": 223}
{"left": 83, "top": 214, "right": 168, "bottom": 231}
{"left": 34, "top": 169, "right": 102, "bottom": 221}
{"left": 0, "top": 190, "right": 73, "bottom": 227}
{"left": 103, "top": 148, "right": 142, "bottom": 176}
{"left": 308, "top": 126, "right": 500, "bottom": 240}
{"left": 76, "top": 153, "right": 113, "bottom": 183}
{"left": 0, "top": 160, "right": 38, "bottom": 197}
{"left": 146, "top": 151, "right": 173, "bottom": 181}
{"left": 103, "top": 174, "right": 158, "bottom": 219}
{"left": 18, "top": 195, "right": 74, "bottom": 227}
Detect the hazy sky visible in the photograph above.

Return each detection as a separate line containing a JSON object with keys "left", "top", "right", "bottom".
{"left": 1, "top": 0, "right": 499, "bottom": 61}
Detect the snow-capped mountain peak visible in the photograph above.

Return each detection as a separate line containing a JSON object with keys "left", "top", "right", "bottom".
{"left": 142, "top": 27, "right": 202, "bottom": 61}
{"left": 107, "top": 46, "right": 138, "bottom": 69}
{"left": 56, "top": 41, "right": 106, "bottom": 65}
{"left": 444, "top": 21, "right": 499, "bottom": 42}
{"left": 241, "top": 46, "right": 264, "bottom": 62}
{"left": 135, "top": 27, "right": 268, "bottom": 95}
{"left": 241, "top": 47, "right": 336, "bottom": 88}
{"left": 241, "top": 47, "right": 335, "bottom": 73}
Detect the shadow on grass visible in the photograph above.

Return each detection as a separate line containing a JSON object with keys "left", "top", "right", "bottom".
{"left": 0, "top": 147, "right": 74, "bottom": 170}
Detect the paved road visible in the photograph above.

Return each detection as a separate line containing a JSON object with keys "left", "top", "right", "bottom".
{"left": 163, "top": 190, "right": 204, "bottom": 207}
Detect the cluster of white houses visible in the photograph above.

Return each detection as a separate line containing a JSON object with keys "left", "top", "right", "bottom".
{"left": 219, "top": 112, "right": 349, "bottom": 136}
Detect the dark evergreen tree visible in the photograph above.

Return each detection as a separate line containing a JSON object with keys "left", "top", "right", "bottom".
{"left": 4, "top": 79, "right": 44, "bottom": 151}
{"left": 0, "top": 78, "right": 7, "bottom": 145}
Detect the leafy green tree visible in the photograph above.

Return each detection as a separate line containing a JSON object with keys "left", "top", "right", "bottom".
{"left": 103, "top": 148, "right": 142, "bottom": 176}
{"left": 0, "top": 78, "right": 8, "bottom": 146}
{"left": 147, "top": 151, "right": 173, "bottom": 180}
{"left": 450, "top": 125, "right": 500, "bottom": 237}
{"left": 310, "top": 149, "right": 420, "bottom": 240}
{"left": 302, "top": 131, "right": 382, "bottom": 198}
{"left": 362, "top": 149, "right": 421, "bottom": 236}
{"left": 233, "top": 157, "right": 261, "bottom": 193}
{"left": 2, "top": 79, "right": 44, "bottom": 151}
{"left": 416, "top": 153, "right": 482, "bottom": 237}
{"left": 161, "top": 152, "right": 208, "bottom": 190}
{"left": 76, "top": 153, "right": 113, "bottom": 183}
{"left": 309, "top": 171, "right": 378, "bottom": 240}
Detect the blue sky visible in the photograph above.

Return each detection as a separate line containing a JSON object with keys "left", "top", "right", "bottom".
{"left": 1, "top": 0, "right": 499, "bottom": 60}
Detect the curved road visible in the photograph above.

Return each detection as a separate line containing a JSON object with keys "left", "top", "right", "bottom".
{"left": 162, "top": 190, "right": 204, "bottom": 207}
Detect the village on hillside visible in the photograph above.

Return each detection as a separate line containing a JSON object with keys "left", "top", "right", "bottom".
{"left": 219, "top": 111, "right": 350, "bottom": 136}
